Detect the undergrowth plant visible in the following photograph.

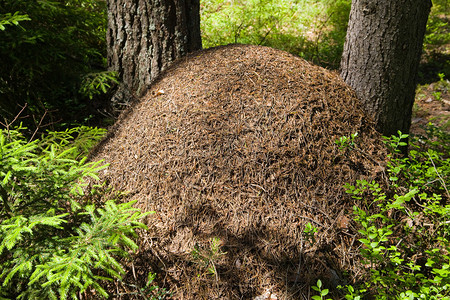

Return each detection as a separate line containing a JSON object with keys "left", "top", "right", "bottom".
{"left": 303, "top": 222, "right": 318, "bottom": 245}
{"left": 341, "top": 124, "right": 450, "bottom": 299}
{"left": 312, "top": 279, "right": 332, "bottom": 300}
{"left": 0, "top": 125, "right": 152, "bottom": 299}
{"left": 335, "top": 132, "right": 358, "bottom": 151}
{"left": 79, "top": 71, "right": 119, "bottom": 100}
{"left": 191, "top": 237, "right": 226, "bottom": 281}
{"left": 39, "top": 126, "right": 107, "bottom": 160}
{"left": 132, "top": 273, "right": 171, "bottom": 299}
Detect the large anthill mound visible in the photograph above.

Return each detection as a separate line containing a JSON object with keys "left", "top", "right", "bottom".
{"left": 91, "top": 44, "right": 387, "bottom": 299}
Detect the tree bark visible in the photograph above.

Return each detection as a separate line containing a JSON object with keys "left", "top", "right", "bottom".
{"left": 340, "top": 0, "right": 431, "bottom": 136}
{"left": 107, "top": 0, "right": 201, "bottom": 101}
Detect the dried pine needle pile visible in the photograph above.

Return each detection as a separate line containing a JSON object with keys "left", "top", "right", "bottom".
{"left": 91, "top": 44, "right": 387, "bottom": 299}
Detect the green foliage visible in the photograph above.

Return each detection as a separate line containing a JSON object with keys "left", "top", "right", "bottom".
{"left": 135, "top": 273, "right": 172, "bottom": 300}
{"left": 312, "top": 279, "right": 331, "bottom": 300}
{"left": 308, "top": 0, "right": 351, "bottom": 68}
{"left": 202, "top": 0, "right": 446, "bottom": 71}
{"left": 0, "top": 126, "right": 152, "bottom": 299}
{"left": 200, "top": 0, "right": 350, "bottom": 68}
{"left": 0, "top": 0, "right": 109, "bottom": 124}
{"left": 341, "top": 126, "right": 450, "bottom": 299}
{"left": 338, "top": 284, "right": 363, "bottom": 300}
{"left": 0, "top": 11, "right": 30, "bottom": 30}
{"left": 419, "top": 0, "right": 450, "bottom": 83}
{"left": 335, "top": 132, "right": 358, "bottom": 151}
{"left": 40, "top": 126, "right": 107, "bottom": 159}
{"left": 433, "top": 73, "right": 449, "bottom": 102}
{"left": 424, "top": 0, "right": 450, "bottom": 50}
{"left": 303, "top": 222, "right": 318, "bottom": 245}
{"left": 79, "top": 71, "right": 119, "bottom": 100}
{"left": 191, "top": 237, "right": 226, "bottom": 280}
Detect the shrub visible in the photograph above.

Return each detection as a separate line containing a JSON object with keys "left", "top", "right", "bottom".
{"left": 342, "top": 125, "right": 450, "bottom": 299}
{"left": 0, "top": 126, "right": 151, "bottom": 299}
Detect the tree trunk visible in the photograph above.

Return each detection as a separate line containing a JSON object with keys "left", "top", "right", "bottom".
{"left": 107, "top": 0, "right": 201, "bottom": 101}
{"left": 340, "top": 0, "right": 431, "bottom": 137}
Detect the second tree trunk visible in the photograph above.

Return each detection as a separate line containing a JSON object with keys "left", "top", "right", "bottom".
{"left": 340, "top": 0, "right": 431, "bottom": 136}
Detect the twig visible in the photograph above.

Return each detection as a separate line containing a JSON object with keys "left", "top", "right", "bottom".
{"left": 298, "top": 215, "right": 325, "bottom": 228}
{"left": 294, "top": 232, "right": 303, "bottom": 285}
{"left": 0, "top": 103, "right": 28, "bottom": 130}
{"left": 29, "top": 110, "right": 47, "bottom": 142}
{"left": 258, "top": 26, "right": 274, "bottom": 46}
{"left": 427, "top": 152, "right": 450, "bottom": 199}
{"left": 234, "top": 22, "right": 245, "bottom": 43}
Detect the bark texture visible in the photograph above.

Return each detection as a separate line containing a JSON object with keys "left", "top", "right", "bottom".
{"left": 341, "top": 0, "right": 431, "bottom": 136}
{"left": 107, "top": 0, "right": 201, "bottom": 100}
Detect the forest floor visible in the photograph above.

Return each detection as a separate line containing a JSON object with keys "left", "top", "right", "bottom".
{"left": 411, "top": 79, "right": 450, "bottom": 135}
{"left": 411, "top": 40, "right": 450, "bottom": 135}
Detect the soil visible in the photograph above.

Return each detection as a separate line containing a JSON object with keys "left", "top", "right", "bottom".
{"left": 89, "top": 44, "right": 439, "bottom": 299}
{"left": 411, "top": 80, "right": 450, "bottom": 136}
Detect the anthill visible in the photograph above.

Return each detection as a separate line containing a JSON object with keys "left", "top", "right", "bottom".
{"left": 90, "top": 44, "right": 387, "bottom": 299}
